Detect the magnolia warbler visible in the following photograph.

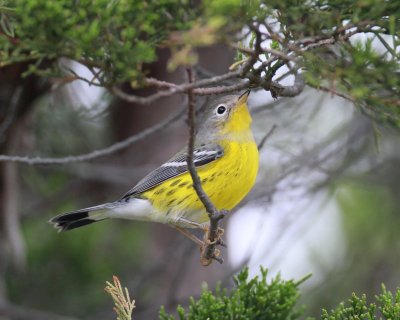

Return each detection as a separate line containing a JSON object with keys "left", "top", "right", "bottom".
{"left": 50, "top": 91, "right": 259, "bottom": 237}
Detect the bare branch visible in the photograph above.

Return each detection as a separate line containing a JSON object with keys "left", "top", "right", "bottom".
{"left": 59, "top": 64, "right": 103, "bottom": 87}
{"left": 111, "top": 85, "right": 182, "bottom": 105}
{"left": 144, "top": 77, "right": 180, "bottom": 89}
{"left": 257, "top": 124, "right": 277, "bottom": 150}
{"left": 0, "top": 108, "right": 184, "bottom": 165}
{"left": 271, "top": 73, "right": 305, "bottom": 98}
{"left": 194, "top": 66, "right": 236, "bottom": 85}
{"left": 374, "top": 32, "right": 399, "bottom": 59}
{"left": 111, "top": 71, "right": 240, "bottom": 105}
{"left": 239, "top": 23, "right": 263, "bottom": 77}
{"left": 193, "top": 81, "right": 249, "bottom": 95}
{"left": 231, "top": 43, "right": 297, "bottom": 63}
{"left": 185, "top": 69, "right": 218, "bottom": 216}
{"left": 185, "top": 68, "right": 225, "bottom": 266}
{"left": 308, "top": 83, "right": 356, "bottom": 102}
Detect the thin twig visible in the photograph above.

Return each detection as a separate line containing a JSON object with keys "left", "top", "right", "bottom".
{"left": 231, "top": 43, "right": 297, "bottom": 62}
{"left": 185, "top": 69, "right": 218, "bottom": 215}
{"left": 0, "top": 107, "right": 184, "bottom": 165}
{"left": 79, "top": 22, "right": 370, "bottom": 106}
{"left": 60, "top": 65, "right": 103, "bottom": 87}
{"left": 111, "top": 71, "right": 240, "bottom": 105}
{"left": 257, "top": 124, "right": 277, "bottom": 150}
{"left": 309, "top": 83, "right": 356, "bottom": 102}
{"left": 239, "top": 23, "right": 263, "bottom": 77}
{"left": 193, "top": 81, "right": 249, "bottom": 95}
{"left": 185, "top": 68, "right": 224, "bottom": 266}
{"left": 195, "top": 66, "right": 237, "bottom": 85}
{"left": 375, "top": 32, "right": 399, "bottom": 58}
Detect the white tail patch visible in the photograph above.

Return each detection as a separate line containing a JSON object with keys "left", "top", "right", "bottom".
{"left": 105, "top": 198, "right": 162, "bottom": 222}
{"left": 88, "top": 210, "right": 107, "bottom": 221}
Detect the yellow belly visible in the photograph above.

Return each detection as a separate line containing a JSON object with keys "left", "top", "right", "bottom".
{"left": 141, "top": 139, "right": 259, "bottom": 226}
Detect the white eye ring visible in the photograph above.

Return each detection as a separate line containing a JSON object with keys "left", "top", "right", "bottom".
{"left": 215, "top": 104, "right": 227, "bottom": 116}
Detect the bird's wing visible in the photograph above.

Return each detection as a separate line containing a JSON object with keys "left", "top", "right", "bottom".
{"left": 121, "top": 143, "right": 224, "bottom": 199}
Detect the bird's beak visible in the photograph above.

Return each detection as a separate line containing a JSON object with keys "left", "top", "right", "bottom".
{"left": 237, "top": 90, "right": 250, "bottom": 105}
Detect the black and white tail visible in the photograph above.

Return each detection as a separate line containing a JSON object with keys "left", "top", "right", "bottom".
{"left": 49, "top": 204, "right": 110, "bottom": 231}
{"left": 50, "top": 198, "right": 156, "bottom": 231}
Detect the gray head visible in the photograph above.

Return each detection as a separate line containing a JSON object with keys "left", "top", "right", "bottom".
{"left": 196, "top": 91, "right": 252, "bottom": 139}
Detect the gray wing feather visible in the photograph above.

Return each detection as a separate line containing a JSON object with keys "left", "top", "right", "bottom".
{"left": 121, "top": 144, "right": 223, "bottom": 199}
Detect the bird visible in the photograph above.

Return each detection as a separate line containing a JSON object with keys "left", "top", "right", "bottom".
{"left": 49, "top": 91, "right": 259, "bottom": 245}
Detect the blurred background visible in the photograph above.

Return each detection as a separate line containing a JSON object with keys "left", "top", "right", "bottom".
{"left": 1, "top": 29, "right": 400, "bottom": 320}
{"left": 1, "top": 46, "right": 400, "bottom": 320}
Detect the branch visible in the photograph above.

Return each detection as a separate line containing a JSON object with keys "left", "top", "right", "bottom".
{"left": 308, "top": 83, "right": 356, "bottom": 102}
{"left": 88, "top": 23, "right": 367, "bottom": 105}
{"left": 193, "top": 81, "right": 249, "bottom": 95}
{"left": 374, "top": 32, "right": 399, "bottom": 59}
{"left": 185, "top": 68, "right": 225, "bottom": 266}
{"left": 194, "top": 66, "right": 237, "bottom": 86}
{"left": 111, "top": 71, "right": 240, "bottom": 105}
{"left": 257, "top": 124, "right": 277, "bottom": 150}
{"left": 231, "top": 43, "right": 297, "bottom": 63}
{"left": 290, "top": 21, "right": 370, "bottom": 51}
{"left": 58, "top": 64, "right": 103, "bottom": 87}
{"left": 270, "top": 73, "right": 305, "bottom": 98}
{"left": 239, "top": 23, "right": 263, "bottom": 77}
{"left": 105, "top": 276, "right": 135, "bottom": 320}
{"left": 0, "top": 108, "right": 184, "bottom": 165}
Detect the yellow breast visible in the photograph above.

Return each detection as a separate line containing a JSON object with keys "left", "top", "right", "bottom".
{"left": 142, "top": 137, "right": 259, "bottom": 226}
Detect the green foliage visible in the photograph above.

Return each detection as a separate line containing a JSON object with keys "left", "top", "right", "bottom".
{"left": 1, "top": 0, "right": 399, "bottom": 129}
{"left": 275, "top": 0, "right": 400, "bottom": 127}
{"left": 304, "top": 38, "right": 400, "bottom": 127}
{"left": 322, "top": 285, "right": 400, "bottom": 319}
{"left": 156, "top": 267, "right": 400, "bottom": 320}
{"left": 159, "top": 267, "right": 308, "bottom": 320}
{"left": 0, "top": 0, "right": 262, "bottom": 80}
{"left": 1, "top": 0, "right": 195, "bottom": 82}
{"left": 204, "top": 0, "right": 266, "bottom": 26}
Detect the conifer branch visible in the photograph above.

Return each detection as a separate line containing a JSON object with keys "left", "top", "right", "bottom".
{"left": 105, "top": 276, "right": 135, "bottom": 320}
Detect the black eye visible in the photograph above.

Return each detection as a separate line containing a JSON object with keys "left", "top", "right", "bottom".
{"left": 216, "top": 105, "right": 227, "bottom": 115}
